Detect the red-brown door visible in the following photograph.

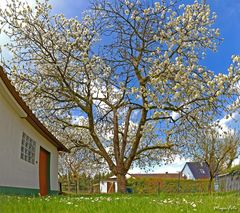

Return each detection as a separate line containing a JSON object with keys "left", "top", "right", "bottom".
{"left": 39, "top": 147, "right": 50, "bottom": 196}
{"left": 107, "top": 182, "right": 115, "bottom": 193}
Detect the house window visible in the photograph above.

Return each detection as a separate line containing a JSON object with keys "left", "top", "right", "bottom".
{"left": 200, "top": 169, "right": 205, "bottom": 174}
{"left": 20, "top": 133, "right": 36, "bottom": 164}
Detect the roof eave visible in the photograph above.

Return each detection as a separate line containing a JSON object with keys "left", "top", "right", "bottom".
{"left": 0, "top": 66, "right": 69, "bottom": 153}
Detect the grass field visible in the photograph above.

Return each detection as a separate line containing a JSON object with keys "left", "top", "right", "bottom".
{"left": 0, "top": 192, "right": 239, "bottom": 213}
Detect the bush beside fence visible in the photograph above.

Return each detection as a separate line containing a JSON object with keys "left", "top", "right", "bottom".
{"left": 127, "top": 178, "right": 211, "bottom": 194}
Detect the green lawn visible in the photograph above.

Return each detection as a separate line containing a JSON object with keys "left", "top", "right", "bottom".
{"left": 0, "top": 192, "right": 239, "bottom": 213}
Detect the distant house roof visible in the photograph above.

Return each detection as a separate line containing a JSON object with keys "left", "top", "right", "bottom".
{"left": 182, "top": 162, "right": 210, "bottom": 179}
{"left": 130, "top": 173, "right": 180, "bottom": 179}
{"left": 106, "top": 172, "right": 181, "bottom": 181}
{"left": 107, "top": 174, "right": 132, "bottom": 181}
{"left": 0, "top": 66, "right": 69, "bottom": 152}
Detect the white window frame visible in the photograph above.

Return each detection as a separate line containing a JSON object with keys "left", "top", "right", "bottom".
{"left": 20, "top": 132, "right": 36, "bottom": 164}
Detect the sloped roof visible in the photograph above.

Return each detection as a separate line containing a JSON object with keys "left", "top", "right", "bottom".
{"left": 0, "top": 66, "right": 69, "bottom": 152}
{"left": 109, "top": 174, "right": 132, "bottom": 180}
{"left": 107, "top": 173, "right": 180, "bottom": 181}
{"left": 182, "top": 162, "right": 210, "bottom": 179}
{"left": 217, "top": 169, "right": 240, "bottom": 178}
{"left": 130, "top": 173, "right": 180, "bottom": 179}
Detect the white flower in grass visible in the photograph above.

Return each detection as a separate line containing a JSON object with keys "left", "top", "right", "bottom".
{"left": 107, "top": 197, "right": 112, "bottom": 201}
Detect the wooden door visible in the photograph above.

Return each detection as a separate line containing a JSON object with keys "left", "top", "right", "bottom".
{"left": 107, "top": 182, "right": 115, "bottom": 193}
{"left": 39, "top": 147, "right": 50, "bottom": 196}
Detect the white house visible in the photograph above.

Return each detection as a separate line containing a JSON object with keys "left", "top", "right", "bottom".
{"left": 0, "top": 66, "right": 68, "bottom": 196}
{"left": 100, "top": 174, "right": 132, "bottom": 193}
{"left": 100, "top": 177, "right": 118, "bottom": 193}
{"left": 181, "top": 162, "right": 210, "bottom": 180}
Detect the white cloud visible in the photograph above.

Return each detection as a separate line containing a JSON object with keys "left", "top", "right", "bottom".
{"left": 129, "top": 155, "right": 189, "bottom": 174}
{"left": 232, "top": 158, "right": 240, "bottom": 166}
{"left": 217, "top": 112, "right": 238, "bottom": 134}
{"left": 218, "top": 116, "right": 233, "bottom": 133}
{"left": 153, "top": 156, "right": 189, "bottom": 173}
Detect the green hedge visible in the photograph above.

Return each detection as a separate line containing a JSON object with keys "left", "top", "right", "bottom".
{"left": 127, "top": 178, "right": 211, "bottom": 194}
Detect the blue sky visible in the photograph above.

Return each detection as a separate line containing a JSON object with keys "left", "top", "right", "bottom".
{"left": 48, "top": 0, "right": 240, "bottom": 173}
{"left": 202, "top": 0, "right": 240, "bottom": 74}
{"left": 49, "top": 0, "right": 240, "bottom": 75}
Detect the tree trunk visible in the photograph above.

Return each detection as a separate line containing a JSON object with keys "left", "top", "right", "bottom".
{"left": 208, "top": 177, "right": 213, "bottom": 194}
{"left": 117, "top": 174, "right": 126, "bottom": 193}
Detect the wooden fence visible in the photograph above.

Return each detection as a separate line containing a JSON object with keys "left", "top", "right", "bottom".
{"left": 215, "top": 170, "right": 240, "bottom": 192}
{"left": 60, "top": 181, "right": 98, "bottom": 194}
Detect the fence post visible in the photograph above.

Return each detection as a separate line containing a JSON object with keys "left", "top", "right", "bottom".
{"left": 178, "top": 172, "right": 180, "bottom": 193}
{"left": 59, "top": 182, "right": 62, "bottom": 194}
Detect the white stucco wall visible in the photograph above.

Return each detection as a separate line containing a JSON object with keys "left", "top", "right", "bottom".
{"left": 182, "top": 165, "right": 195, "bottom": 180}
{"left": 100, "top": 181, "right": 118, "bottom": 193}
{"left": 100, "top": 181, "right": 107, "bottom": 193}
{"left": 0, "top": 89, "right": 59, "bottom": 191}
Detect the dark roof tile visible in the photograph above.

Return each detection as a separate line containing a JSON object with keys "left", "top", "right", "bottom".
{"left": 183, "top": 162, "right": 210, "bottom": 179}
